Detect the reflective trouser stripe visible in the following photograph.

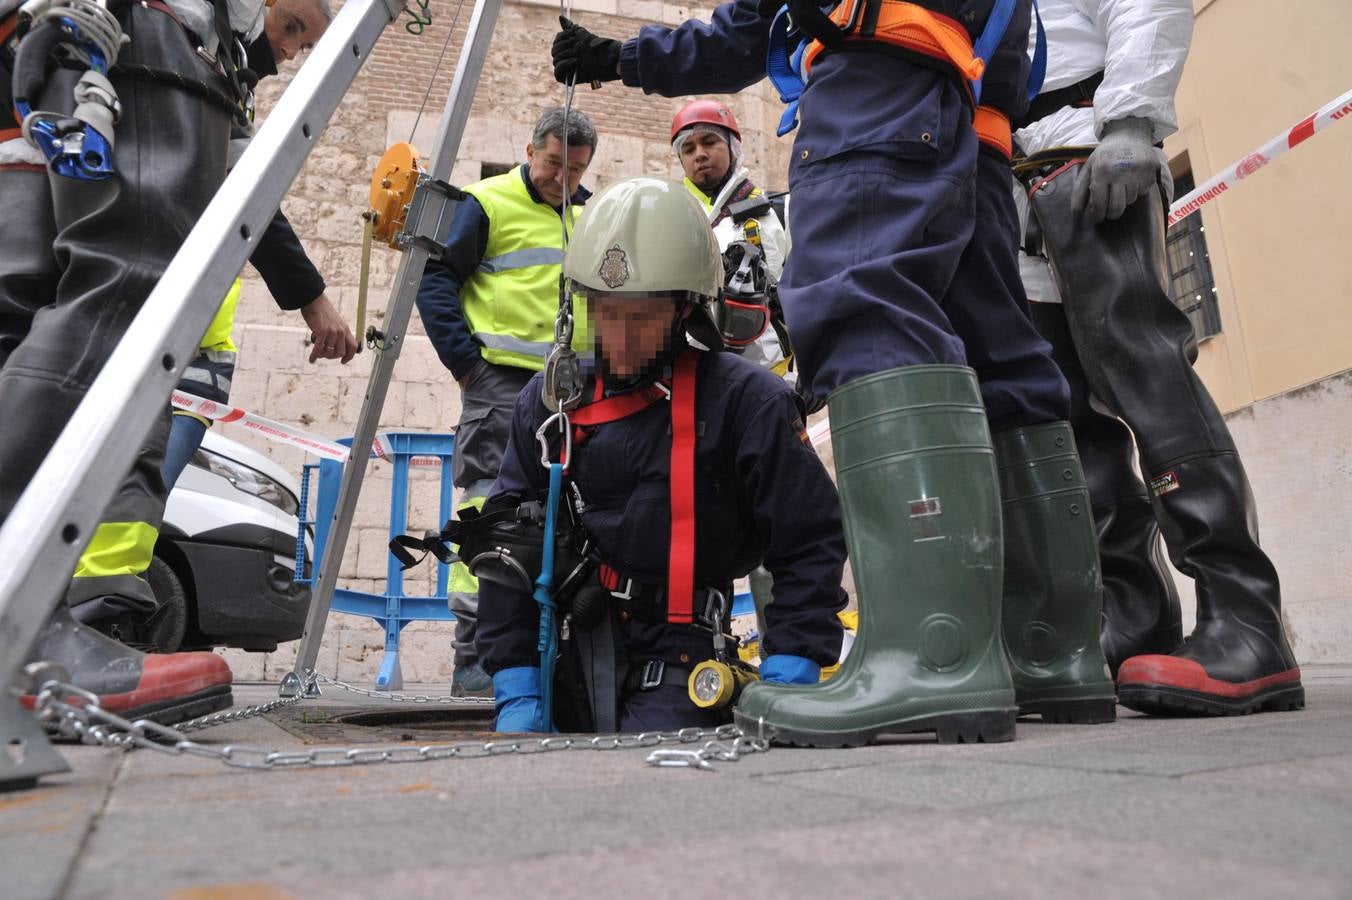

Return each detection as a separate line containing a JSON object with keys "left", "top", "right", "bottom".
{"left": 71, "top": 520, "right": 160, "bottom": 586}
{"left": 447, "top": 492, "right": 489, "bottom": 595}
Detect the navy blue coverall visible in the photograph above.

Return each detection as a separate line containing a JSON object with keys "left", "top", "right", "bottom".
{"left": 617, "top": 0, "right": 1069, "bottom": 429}
{"left": 476, "top": 350, "right": 848, "bottom": 731}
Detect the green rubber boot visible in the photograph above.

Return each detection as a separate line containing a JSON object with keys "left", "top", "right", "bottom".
{"left": 733, "top": 366, "right": 1017, "bottom": 747}
{"left": 994, "top": 423, "right": 1117, "bottom": 724}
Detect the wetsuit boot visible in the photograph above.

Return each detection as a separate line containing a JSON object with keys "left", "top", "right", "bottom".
{"left": 1028, "top": 301, "right": 1182, "bottom": 674}
{"left": 733, "top": 365, "right": 1017, "bottom": 746}
{"left": 1117, "top": 454, "right": 1304, "bottom": 715}
{"left": 994, "top": 422, "right": 1115, "bottom": 723}
{"left": 1029, "top": 166, "right": 1300, "bottom": 716}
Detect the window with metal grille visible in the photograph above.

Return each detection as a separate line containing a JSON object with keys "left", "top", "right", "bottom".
{"left": 1165, "top": 170, "right": 1222, "bottom": 341}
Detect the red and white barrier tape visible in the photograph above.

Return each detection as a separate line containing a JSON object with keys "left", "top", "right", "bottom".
{"left": 171, "top": 390, "right": 443, "bottom": 466}
{"left": 1168, "top": 86, "right": 1352, "bottom": 227}
{"left": 172, "top": 390, "right": 350, "bottom": 461}
{"left": 806, "top": 417, "right": 831, "bottom": 449}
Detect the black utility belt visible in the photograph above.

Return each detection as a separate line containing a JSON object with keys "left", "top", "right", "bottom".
{"left": 1019, "top": 70, "right": 1104, "bottom": 129}
{"left": 621, "top": 659, "right": 691, "bottom": 695}
{"left": 605, "top": 574, "right": 734, "bottom": 629}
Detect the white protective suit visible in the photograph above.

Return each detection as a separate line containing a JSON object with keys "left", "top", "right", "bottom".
{"left": 1014, "top": 0, "right": 1194, "bottom": 303}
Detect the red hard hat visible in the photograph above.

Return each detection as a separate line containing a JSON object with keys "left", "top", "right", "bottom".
{"left": 670, "top": 100, "right": 741, "bottom": 143}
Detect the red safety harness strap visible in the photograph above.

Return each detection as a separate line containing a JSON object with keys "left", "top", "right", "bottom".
{"left": 562, "top": 350, "right": 702, "bottom": 624}
{"left": 665, "top": 350, "right": 699, "bottom": 623}
{"left": 569, "top": 380, "right": 669, "bottom": 430}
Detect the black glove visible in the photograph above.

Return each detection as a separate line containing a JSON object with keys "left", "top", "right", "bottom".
{"left": 552, "top": 16, "right": 622, "bottom": 85}
{"left": 1073, "top": 116, "right": 1170, "bottom": 223}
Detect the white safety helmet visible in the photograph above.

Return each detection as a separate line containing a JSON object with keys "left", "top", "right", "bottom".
{"left": 564, "top": 176, "right": 725, "bottom": 350}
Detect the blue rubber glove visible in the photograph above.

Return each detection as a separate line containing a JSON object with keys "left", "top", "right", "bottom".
{"left": 493, "top": 666, "right": 545, "bottom": 732}
{"left": 759, "top": 654, "right": 820, "bottom": 685}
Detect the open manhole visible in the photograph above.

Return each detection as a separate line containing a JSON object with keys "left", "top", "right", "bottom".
{"left": 267, "top": 704, "right": 497, "bottom": 744}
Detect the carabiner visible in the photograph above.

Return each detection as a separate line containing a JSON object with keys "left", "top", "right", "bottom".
{"left": 645, "top": 748, "right": 714, "bottom": 771}
{"left": 535, "top": 410, "right": 573, "bottom": 469}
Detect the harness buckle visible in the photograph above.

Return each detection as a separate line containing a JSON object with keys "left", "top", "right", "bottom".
{"left": 639, "top": 659, "right": 666, "bottom": 691}
{"left": 608, "top": 576, "right": 635, "bottom": 602}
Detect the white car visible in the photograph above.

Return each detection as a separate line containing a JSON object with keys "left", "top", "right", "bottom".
{"left": 130, "top": 430, "right": 312, "bottom": 653}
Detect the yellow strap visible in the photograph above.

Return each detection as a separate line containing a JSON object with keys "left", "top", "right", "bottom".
{"left": 356, "top": 214, "right": 373, "bottom": 347}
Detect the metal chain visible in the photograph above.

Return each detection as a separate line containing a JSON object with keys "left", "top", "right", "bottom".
{"left": 176, "top": 692, "right": 307, "bottom": 733}
{"left": 32, "top": 681, "right": 771, "bottom": 771}
{"left": 314, "top": 672, "right": 495, "bottom": 706}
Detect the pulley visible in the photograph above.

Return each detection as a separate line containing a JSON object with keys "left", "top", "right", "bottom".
{"left": 356, "top": 141, "right": 423, "bottom": 345}
{"left": 366, "top": 141, "right": 423, "bottom": 247}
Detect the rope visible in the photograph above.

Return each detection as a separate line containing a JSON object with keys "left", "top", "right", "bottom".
{"left": 408, "top": 0, "right": 470, "bottom": 144}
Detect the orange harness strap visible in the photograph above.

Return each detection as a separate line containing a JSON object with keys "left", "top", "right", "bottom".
{"left": 802, "top": 0, "right": 982, "bottom": 99}
{"left": 974, "top": 105, "right": 1011, "bottom": 159}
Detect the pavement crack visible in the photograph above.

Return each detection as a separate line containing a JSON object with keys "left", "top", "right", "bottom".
{"left": 53, "top": 750, "right": 126, "bottom": 900}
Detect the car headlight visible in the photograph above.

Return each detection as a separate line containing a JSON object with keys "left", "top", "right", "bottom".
{"left": 191, "top": 448, "right": 299, "bottom": 516}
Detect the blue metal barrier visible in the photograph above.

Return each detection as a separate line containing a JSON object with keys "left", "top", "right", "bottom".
{"left": 295, "top": 429, "right": 759, "bottom": 689}
{"left": 296, "top": 432, "right": 457, "bottom": 690}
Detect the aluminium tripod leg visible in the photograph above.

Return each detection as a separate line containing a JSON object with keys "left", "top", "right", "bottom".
{"left": 283, "top": 0, "right": 506, "bottom": 695}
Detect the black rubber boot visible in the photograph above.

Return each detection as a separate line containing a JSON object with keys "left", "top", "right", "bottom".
{"left": 22, "top": 606, "right": 233, "bottom": 724}
{"left": 994, "top": 422, "right": 1115, "bottom": 723}
{"left": 1118, "top": 454, "right": 1304, "bottom": 715}
{"left": 1029, "top": 165, "right": 1301, "bottom": 716}
{"left": 1029, "top": 301, "right": 1182, "bottom": 674}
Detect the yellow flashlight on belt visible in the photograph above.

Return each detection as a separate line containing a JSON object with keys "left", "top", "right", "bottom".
{"left": 688, "top": 659, "right": 760, "bottom": 710}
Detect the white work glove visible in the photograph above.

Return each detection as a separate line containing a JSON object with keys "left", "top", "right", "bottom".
{"left": 1073, "top": 117, "right": 1171, "bottom": 223}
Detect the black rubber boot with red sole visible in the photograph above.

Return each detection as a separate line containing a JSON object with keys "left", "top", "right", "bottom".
{"left": 22, "top": 606, "right": 233, "bottom": 725}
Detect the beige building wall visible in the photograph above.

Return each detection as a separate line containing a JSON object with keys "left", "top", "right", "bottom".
{"left": 1169, "top": 0, "right": 1352, "bottom": 406}
{"left": 1161, "top": 0, "right": 1352, "bottom": 661}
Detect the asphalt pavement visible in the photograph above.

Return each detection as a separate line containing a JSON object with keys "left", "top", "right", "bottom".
{"left": 5, "top": 666, "right": 1351, "bottom": 900}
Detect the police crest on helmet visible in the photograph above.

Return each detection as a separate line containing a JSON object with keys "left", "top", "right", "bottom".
{"left": 599, "top": 245, "right": 630, "bottom": 289}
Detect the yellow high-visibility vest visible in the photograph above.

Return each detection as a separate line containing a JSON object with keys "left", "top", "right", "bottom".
{"left": 463, "top": 168, "right": 589, "bottom": 370}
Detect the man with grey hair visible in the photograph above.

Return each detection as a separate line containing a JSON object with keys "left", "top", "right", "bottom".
{"left": 416, "top": 106, "right": 597, "bottom": 697}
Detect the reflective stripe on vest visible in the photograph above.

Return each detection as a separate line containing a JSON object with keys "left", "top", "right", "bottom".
{"left": 478, "top": 246, "right": 565, "bottom": 274}
{"left": 473, "top": 332, "right": 555, "bottom": 360}
{"left": 462, "top": 168, "right": 586, "bottom": 372}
